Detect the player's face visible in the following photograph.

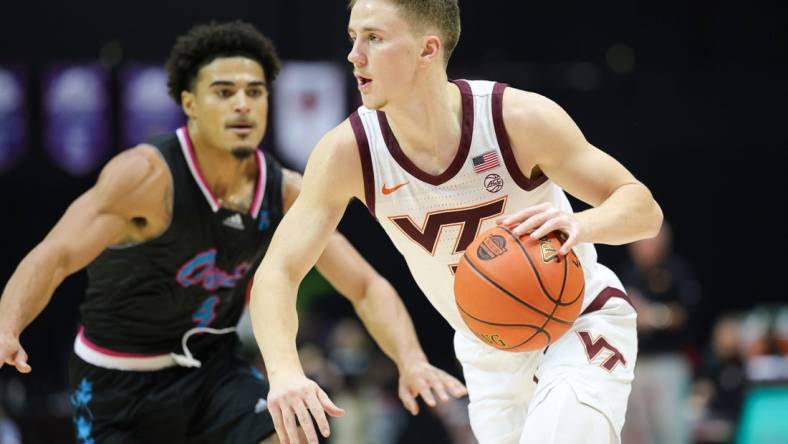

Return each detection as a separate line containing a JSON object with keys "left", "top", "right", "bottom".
{"left": 347, "top": 0, "right": 423, "bottom": 109}
{"left": 184, "top": 57, "right": 268, "bottom": 157}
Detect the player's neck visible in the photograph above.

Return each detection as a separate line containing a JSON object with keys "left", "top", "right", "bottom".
{"left": 383, "top": 74, "right": 462, "bottom": 167}
{"left": 186, "top": 123, "right": 257, "bottom": 198}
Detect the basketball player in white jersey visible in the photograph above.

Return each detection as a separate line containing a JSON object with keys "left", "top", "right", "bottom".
{"left": 250, "top": 0, "right": 663, "bottom": 443}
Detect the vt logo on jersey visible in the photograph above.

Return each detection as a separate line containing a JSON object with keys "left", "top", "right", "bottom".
{"left": 389, "top": 197, "right": 507, "bottom": 256}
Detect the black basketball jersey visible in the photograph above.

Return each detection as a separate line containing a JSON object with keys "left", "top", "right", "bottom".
{"left": 80, "top": 127, "right": 283, "bottom": 357}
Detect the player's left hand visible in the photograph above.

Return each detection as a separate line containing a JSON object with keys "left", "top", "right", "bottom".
{"left": 497, "top": 202, "right": 584, "bottom": 256}
{"left": 397, "top": 359, "right": 467, "bottom": 415}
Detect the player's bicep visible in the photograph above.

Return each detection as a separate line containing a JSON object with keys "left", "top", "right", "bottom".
{"left": 281, "top": 168, "right": 303, "bottom": 213}
{"left": 265, "top": 124, "right": 360, "bottom": 281}
{"left": 505, "top": 89, "right": 640, "bottom": 207}
{"left": 37, "top": 145, "right": 164, "bottom": 275}
{"left": 542, "top": 142, "right": 640, "bottom": 207}
{"left": 39, "top": 189, "right": 129, "bottom": 274}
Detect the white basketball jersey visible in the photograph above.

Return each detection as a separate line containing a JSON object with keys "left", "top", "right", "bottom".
{"left": 349, "top": 80, "right": 604, "bottom": 337}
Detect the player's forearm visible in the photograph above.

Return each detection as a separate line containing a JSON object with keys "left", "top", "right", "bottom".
{"left": 0, "top": 246, "right": 67, "bottom": 336}
{"left": 576, "top": 182, "right": 662, "bottom": 246}
{"left": 250, "top": 268, "right": 305, "bottom": 381}
{"left": 352, "top": 276, "right": 427, "bottom": 370}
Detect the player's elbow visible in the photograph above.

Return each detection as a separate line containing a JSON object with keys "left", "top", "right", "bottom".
{"left": 644, "top": 196, "right": 664, "bottom": 239}
{"left": 353, "top": 274, "right": 394, "bottom": 307}
{"left": 250, "top": 259, "right": 289, "bottom": 305}
{"left": 27, "top": 241, "right": 71, "bottom": 285}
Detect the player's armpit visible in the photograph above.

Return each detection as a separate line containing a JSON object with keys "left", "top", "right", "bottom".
{"left": 262, "top": 120, "right": 363, "bottom": 284}
{"left": 43, "top": 145, "right": 170, "bottom": 275}
{"left": 501, "top": 89, "right": 640, "bottom": 206}
{"left": 500, "top": 88, "right": 662, "bottom": 244}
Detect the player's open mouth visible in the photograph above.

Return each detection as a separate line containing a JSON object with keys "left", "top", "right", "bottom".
{"left": 355, "top": 74, "right": 372, "bottom": 91}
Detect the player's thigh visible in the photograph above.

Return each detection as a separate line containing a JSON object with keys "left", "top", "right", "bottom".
{"left": 454, "top": 332, "right": 541, "bottom": 444}
{"left": 69, "top": 354, "right": 188, "bottom": 444}
{"left": 520, "top": 382, "right": 615, "bottom": 444}
{"left": 189, "top": 362, "right": 275, "bottom": 444}
{"left": 532, "top": 289, "right": 637, "bottom": 441}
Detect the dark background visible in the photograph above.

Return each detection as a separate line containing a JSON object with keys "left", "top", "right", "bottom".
{"left": 0, "top": 0, "right": 785, "bottom": 441}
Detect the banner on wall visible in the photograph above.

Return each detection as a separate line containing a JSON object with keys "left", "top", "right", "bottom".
{"left": 43, "top": 63, "right": 111, "bottom": 176}
{"left": 120, "top": 63, "right": 184, "bottom": 147}
{"left": 0, "top": 65, "right": 27, "bottom": 174}
{"left": 273, "top": 62, "right": 346, "bottom": 171}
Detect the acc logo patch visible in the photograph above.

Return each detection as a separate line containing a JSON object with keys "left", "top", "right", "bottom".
{"left": 484, "top": 173, "right": 504, "bottom": 193}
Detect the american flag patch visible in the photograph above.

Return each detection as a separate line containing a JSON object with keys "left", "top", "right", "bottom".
{"left": 472, "top": 150, "right": 500, "bottom": 173}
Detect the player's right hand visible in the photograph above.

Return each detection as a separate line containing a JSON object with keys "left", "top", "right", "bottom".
{"left": 0, "top": 333, "right": 32, "bottom": 373}
{"left": 267, "top": 373, "right": 344, "bottom": 444}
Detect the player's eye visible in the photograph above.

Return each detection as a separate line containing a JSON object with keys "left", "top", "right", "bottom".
{"left": 217, "top": 89, "right": 234, "bottom": 98}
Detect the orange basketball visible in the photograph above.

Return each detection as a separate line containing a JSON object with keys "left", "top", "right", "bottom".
{"left": 454, "top": 226, "right": 585, "bottom": 352}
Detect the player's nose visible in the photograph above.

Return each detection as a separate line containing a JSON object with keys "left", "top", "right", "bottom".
{"left": 347, "top": 44, "right": 366, "bottom": 66}
{"left": 234, "top": 93, "right": 251, "bottom": 114}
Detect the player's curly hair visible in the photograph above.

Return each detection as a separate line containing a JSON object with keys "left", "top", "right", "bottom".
{"left": 165, "top": 20, "right": 281, "bottom": 105}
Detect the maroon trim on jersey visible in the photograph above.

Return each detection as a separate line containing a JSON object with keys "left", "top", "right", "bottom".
{"left": 491, "top": 83, "right": 548, "bottom": 191}
{"left": 376, "top": 79, "right": 474, "bottom": 186}
{"left": 350, "top": 111, "right": 376, "bottom": 216}
{"left": 580, "top": 287, "right": 634, "bottom": 316}
{"left": 389, "top": 196, "right": 507, "bottom": 256}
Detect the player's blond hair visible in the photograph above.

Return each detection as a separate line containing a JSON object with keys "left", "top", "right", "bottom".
{"left": 348, "top": 0, "right": 461, "bottom": 66}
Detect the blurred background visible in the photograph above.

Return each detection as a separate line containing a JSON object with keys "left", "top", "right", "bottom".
{"left": 0, "top": 0, "right": 785, "bottom": 443}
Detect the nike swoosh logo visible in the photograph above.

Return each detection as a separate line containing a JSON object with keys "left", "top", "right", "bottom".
{"left": 381, "top": 182, "right": 409, "bottom": 195}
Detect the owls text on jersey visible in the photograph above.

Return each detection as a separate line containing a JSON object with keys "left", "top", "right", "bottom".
{"left": 349, "top": 80, "right": 623, "bottom": 338}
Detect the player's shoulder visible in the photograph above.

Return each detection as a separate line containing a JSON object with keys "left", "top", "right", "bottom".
{"left": 301, "top": 118, "right": 365, "bottom": 200}
{"left": 500, "top": 86, "right": 567, "bottom": 127}
{"left": 96, "top": 144, "right": 169, "bottom": 202}
{"left": 312, "top": 118, "right": 361, "bottom": 167}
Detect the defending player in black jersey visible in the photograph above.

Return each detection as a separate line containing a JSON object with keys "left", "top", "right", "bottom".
{"left": 0, "top": 21, "right": 466, "bottom": 444}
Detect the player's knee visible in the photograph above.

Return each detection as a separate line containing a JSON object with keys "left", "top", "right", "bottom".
{"left": 522, "top": 384, "right": 615, "bottom": 444}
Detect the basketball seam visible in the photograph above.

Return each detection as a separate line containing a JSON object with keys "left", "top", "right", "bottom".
{"left": 458, "top": 254, "right": 553, "bottom": 349}
{"left": 505, "top": 330, "right": 552, "bottom": 351}
{"left": 559, "top": 248, "right": 568, "bottom": 300}
{"left": 500, "top": 227, "right": 577, "bottom": 307}
{"left": 460, "top": 253, "right": 572, "bottom": 325}
{"left": 455, "top": 303, "right": 544, "bottom": 329}
{"left": 458, "top": 302, "right": 553, "bottom": 350}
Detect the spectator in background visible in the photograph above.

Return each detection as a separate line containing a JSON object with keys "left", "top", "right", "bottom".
{"left": 619, "top": 221, "right": 701, "bottom": 444}
{"left": 692, "top": 313, "right": 746, "bottom": 444}
{"left": 0, "top": 408, "right": 21, "bottom": 444}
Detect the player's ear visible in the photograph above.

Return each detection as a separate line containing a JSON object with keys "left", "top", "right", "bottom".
{"left": 419, "top": 35, "right": 442, "bottom": 66}
{"left": 181, "top": 90, "right": 196, "bottom": 119}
